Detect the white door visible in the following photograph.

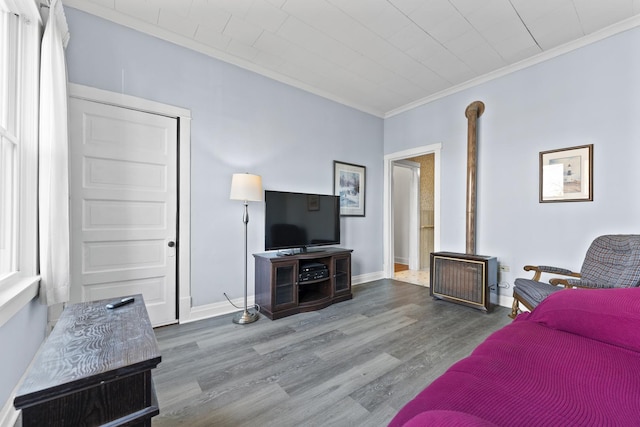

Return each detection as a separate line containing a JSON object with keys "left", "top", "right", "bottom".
{"left": 69, "top": 98, "right": 178, "bottom": 326}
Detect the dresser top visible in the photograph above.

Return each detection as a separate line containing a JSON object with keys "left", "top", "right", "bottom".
{"left": 14, "top": 295, "right": 161, "bottom": 408}
{"left": 254, "top": 247, "right": 352, "bottom": 261}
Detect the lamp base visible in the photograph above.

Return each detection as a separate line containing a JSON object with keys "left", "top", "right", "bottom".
{"left": 232, "top": 310, "right": 259, "bottom": 324}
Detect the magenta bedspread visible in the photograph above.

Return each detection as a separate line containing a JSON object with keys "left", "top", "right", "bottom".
{"left": 389, "top": 287, "right": 640, "bottom": 426}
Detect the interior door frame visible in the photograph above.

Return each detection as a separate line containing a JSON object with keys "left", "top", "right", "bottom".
{"left": 69, "top": 83, "right": 191, "bottom": 323}
{"left": 383, "top": 143, "right": 442, "bottom": 279}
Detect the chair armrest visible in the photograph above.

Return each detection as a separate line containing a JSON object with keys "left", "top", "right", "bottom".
{"left": 549, "top": 277, "right": 570, "bottom": 287}
{"left": 524, "top": 265, "right": 581, "bottom": 281}
{"left": 549, "top": 278, "right": 607, "bottom": 289}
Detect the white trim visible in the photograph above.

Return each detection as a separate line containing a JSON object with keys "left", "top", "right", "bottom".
{"left": 352, "top": 271, "right": 384, "bottom": 286}
{"left": 0, "top": 276, "right": 39, "bottom": 328}
{"left": 0, "top": 0, "right": 42, "bottom": 328}
{"left": 62, "top": 0, "right": 384, "bottom": 118}
{"left": 68, "top": 83, "right": 190, "bottom": 117}
{"left": 394, "top": 256, "right": 410, "bottom": 265}
{"left": 180, "top": 271, "right": 382, "bottom": 323}
{"left": 384, "top": 144, "right": 441, "bottom": 280}
{"left": 19, "top": 9, "right": 41, "bottom": 282}
{"left": 498, "top": 294, "right": 514, "bottom": 310}
{"left": 68, "top": 83, "right": 192, "bottom": 324}
{"left": 0, "top": 0, "right": 41, "bottom": 23}
{"left": 177, "top": 115, "right": 191, "bottom": 323}
{"left": 63, "top": 0, "right": 640, "bottom": 118}
{"left": 0, "top": 395, "right": 19, "bottom": 427}
{"left": 180, "top": 295, "right": 255, "bottom": 324}
{"left": 393, "top": 160, "right": 420, "bottom": 271}
{"left": 386, "top": 15, "right": 640, "bottom": 118}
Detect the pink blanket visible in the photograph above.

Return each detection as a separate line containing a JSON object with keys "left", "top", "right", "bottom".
{"left": 389, "top": 287, "right": 640, "bottom": 426}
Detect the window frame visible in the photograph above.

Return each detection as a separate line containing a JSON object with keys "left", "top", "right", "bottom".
{"left": 1, "top": 8, "right": 20, "bottom": 284}
{"left": 0, "top": 0, "right": 42, "bottom": 328}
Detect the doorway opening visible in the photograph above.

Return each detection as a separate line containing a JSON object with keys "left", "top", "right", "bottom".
{"left": 383, "top": 143, "right": 441, "bottom": 284}
{"left": 392, "top": 155, "right": 434, "bottom": 287}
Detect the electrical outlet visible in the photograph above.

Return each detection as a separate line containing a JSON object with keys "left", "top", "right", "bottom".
{"left": 499, "top": 265, "right": 510, "bottom": 272}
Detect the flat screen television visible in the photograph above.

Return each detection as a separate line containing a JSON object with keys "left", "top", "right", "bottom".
{"left": 265, "top": 190, "right": 340, "bottom": 252}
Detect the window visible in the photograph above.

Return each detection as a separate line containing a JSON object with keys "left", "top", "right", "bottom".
{"left": 0, "top": 1, "right": 41, "bottom": 326}
{"left": 0, "top": 10, "right": 19, "bottom": 280}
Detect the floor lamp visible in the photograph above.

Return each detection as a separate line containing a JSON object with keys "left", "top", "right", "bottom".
{"left": 229, "top": 173, "right": 263, "bottom": 324}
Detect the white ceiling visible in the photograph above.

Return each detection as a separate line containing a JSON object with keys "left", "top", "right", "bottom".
{"left": 63, "top": 0, "right": 640, "bottom": 117}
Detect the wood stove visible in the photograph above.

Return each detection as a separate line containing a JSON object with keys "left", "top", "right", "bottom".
{"left": 429, "top": 101, "right": 498, "bottom": 312}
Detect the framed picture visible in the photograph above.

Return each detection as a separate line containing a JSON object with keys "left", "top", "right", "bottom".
{"left": 307, "top": 194, "right": 319, "bottom": 211}
{"left": 540, "top": 144, "right": 593, "bottom": 203}
{"left": 334, "top": 161, "right": 366, "bottom": 216}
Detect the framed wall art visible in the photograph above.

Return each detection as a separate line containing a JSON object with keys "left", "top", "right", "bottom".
{"left": 334, "top": 161, "right": 366, "bottom": 216}
{"left": 539, "top": 144, "right": 593, "bottom": 203}
{"left": 307, "top": 194, "right": 319, "bottom": 211}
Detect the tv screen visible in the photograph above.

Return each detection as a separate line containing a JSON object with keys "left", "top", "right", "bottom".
{"left": 265, "top": 190, "right": 340, "bottom": 251}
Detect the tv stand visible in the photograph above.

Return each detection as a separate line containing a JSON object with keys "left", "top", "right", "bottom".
{"left": 254, "top": 248, "right": 352, "bottom": 320}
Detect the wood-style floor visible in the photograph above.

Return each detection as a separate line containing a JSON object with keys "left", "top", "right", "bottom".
{"left": 152, "top": 279, "right": 512, "bottom": 426}
{"left": 393, "top": 263, "right": 409, "bottom": 272}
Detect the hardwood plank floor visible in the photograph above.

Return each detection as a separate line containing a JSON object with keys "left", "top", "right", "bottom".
{"left": 152, "top": 279, "right": 512, "bottom": 426}
{"left": 394, "top": 263, "right": 408, "bottom": 272}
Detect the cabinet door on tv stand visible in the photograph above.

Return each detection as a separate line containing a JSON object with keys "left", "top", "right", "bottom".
{"left": 333, "top": 254, "right": 351, "bottom": 296}
{"left": 272, "top": 260, "right": 298, "bottom": 310}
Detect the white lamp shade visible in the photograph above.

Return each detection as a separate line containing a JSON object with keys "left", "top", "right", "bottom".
{"left": 230, "top": 173, "right": 263, "bottom": 202}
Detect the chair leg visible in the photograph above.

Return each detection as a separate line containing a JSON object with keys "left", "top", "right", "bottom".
{"left": 509, "top": 297, "right": 520, "bottom": 319}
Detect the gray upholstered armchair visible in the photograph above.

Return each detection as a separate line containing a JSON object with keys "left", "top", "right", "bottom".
{"left": 510, "top": 235, "right": 640, "bottom": 318}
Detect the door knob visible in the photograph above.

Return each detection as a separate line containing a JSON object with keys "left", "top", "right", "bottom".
{"left": 168, "top": 241, "right": 176, "bottom": 248}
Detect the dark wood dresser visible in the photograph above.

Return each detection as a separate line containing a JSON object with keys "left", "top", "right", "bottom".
{"left": 14, "top": 295, "right": 161, "bottom": 427}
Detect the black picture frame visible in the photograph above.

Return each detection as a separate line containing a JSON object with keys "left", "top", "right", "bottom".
{"left": 333, "top": 161, "right": 366, "bottom": 216}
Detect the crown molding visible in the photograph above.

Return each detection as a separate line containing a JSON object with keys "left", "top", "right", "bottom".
{"left": 62, "top": 0, "right": 385, "bottom": 117}
{"left": 63, "top": 0, "right": 640, "bottom": 119}
{"left": 385, "top": 14, "right": 640, "bottom": 118}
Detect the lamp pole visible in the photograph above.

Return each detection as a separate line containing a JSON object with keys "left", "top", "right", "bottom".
{"left": 233, "top": 199, "right": 258, "bottom": 324}
{"left": 229, "top": 173, "right": 262, "bottom": 325}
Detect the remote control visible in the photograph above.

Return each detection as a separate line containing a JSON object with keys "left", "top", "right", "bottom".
{"left": 106, "top": 297, "right": 135, "bottom": 309}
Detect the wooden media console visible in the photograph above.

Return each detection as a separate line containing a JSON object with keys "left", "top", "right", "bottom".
{"left": 254, "top": 248, "right": 352, "bottom": 320}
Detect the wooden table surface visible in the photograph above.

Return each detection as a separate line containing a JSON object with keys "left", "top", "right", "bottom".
{"left": 15, "top": 294, "right": 161, "bottom": 408}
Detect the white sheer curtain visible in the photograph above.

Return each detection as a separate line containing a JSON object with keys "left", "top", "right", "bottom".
{"left": 39, "top": 0, "right": 70, "bottom": 305}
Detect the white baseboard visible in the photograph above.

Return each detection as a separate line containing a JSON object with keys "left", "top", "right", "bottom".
{"left": 179, "top": 295, "right": 192, "bottom": 322}
{"left": 0, "top": 397, "right": 19, "bottom": 427}
{"left": 352, "top": 271, "right": 385, "bottom": 285}
{"left": 180, "top": 272, "right": 385, "bottom": 323}
{"left": 180, "top": 274, "right": 511, "bottom": 324}
{"left": 180, "top": 295, "right": 256, "bottom": 324}
{"left": 498, "top": 294, "right": 515, "bottom": 310}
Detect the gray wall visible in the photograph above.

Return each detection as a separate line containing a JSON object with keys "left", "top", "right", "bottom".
{"left": 385, "top": 26, "right": 640, "bottom": 296}
{"left": 64, "top": 8, "right": 384, "bottom": 307}
{"left": 0, "top": 300, "right": 47, "bottom": 410}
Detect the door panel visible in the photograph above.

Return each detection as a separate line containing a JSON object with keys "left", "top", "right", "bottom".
{"left": 69, "top": 98, "right": 177, "bottom": 326}
{"left": 84, "top": 157, "right": 167, "bottom": 190}
{"left": 82, "top": 276, "right": 168, "bottom": 304}
{"left": 83, "top": 200, "right": 166, "bottom": 229}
